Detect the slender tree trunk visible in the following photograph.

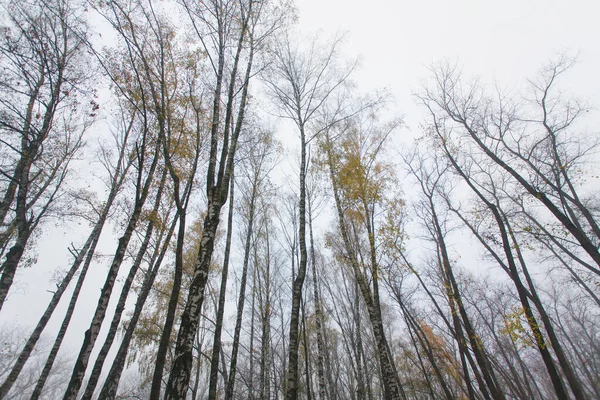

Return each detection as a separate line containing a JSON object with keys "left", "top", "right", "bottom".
{"left": 149, "top": 210, "right": 186, "bottom": 400}
{"left": 208, "top": 172, "right": 235, "bottom": 399}
{"left": 308, "top": 201, "right": 327, "bottom": 400}
{"left": 225, "top": 179, "right": 258, "bottom": 400}
{"left": 82, "top": 169, "right": 168, "bottom": 399}
{"left": 259, "top": 217, "right": 272, "bottom": 400}
{"left": 62, "top": 148, "right": 160, "bottom": 400}
{"left": 302, "top": 301, "right": 313, "bottom": 400}
{"left": 259, "top": 272, "right": 271, "bottom": 400}
{"left": 98, "top": 208, "right": 179, "bottom": 399}
{"left": 249, "top": 268, "right": 257, "bottom": 400}
{"left": 353, "top": 285, "right": 366, "bottom": 400}
{"left": 285, "top": 122, "right": 309, "bottom": 400}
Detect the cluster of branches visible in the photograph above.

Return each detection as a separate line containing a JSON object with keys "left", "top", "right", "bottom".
{"left": 0, "top": 0, "right": 598, "bottom": 399}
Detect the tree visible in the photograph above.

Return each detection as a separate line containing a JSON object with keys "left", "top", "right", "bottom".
{"left": 321, "top": 111, "right": 406, "bottom": 399}
{"left": 0, "top": 113, "right": 133, "bottom": 399}
{"left": 263, "top": 31, "right": 355, "bottom": 400}
{"left": 0, "top": 0, "right": 94, "bottom": 311}
{"left": 418, "top": 60, "right": 593, "bottom": 399}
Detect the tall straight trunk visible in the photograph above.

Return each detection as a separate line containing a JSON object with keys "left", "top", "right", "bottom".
{"left": 225, "top": 178, "right": 258, "bottom": 400}
{"left": 308, "top": 201, "right": 327, "bottom": 400}
{"left": 324, "top": 134, "right": 404, "bottom": 400}
{"left": 208, "top": 172, "right": 235, "bottom": 399}
{"left": 97, "top": 208, "right": 178, "bottom": 399}
{"left": 302, "top": 301, "right": 313, "bottom": 400}
{"left": 165, "top": 16, "right": 255, "bottom": 396}
{"left": 259, "top": 258, "right": 271, "bottom": 400}
{"left": 62, "top": 148, "right": 160, "bottom": 400}
{"left": 258, "top": 216, "right": 272, "bottom": 400}
{"left": 248, "top": 268, "right": 257, "bottom": 400}
{"left": 430, "top": 203, "right": 504, "bottom": 400}
{"left": 353, "top": 285, "right": 366, "bottom": 400}
{"left": 81, "top": 169, "right": 168, "bottom": 399}
{"left": 149, "top": 211, "right": 186, "bottom": 400}
{"left": 190, "top": 331, "right": 202, "bottom": 400}
{"left": 285, "top": 123, "right": 308, "bottom": 400}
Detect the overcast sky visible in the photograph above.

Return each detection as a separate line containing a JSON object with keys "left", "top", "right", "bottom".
{"left": 2, "top": 0, "right": 599, "bottom": 374}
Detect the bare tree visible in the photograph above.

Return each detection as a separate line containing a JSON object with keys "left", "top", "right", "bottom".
{"left": 262, "top": 31, "right": 356, "bottom": 400}
{"left": 0, "top": 0, "right": 94, "bottom": 311}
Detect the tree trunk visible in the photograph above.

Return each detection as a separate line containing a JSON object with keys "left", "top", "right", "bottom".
{"left": 97, "top": 208, "right": 179, "bottom": 399}
{"left": 324, "top": 134, "right": 404, "bottom": 400}
{"left": 62, "top": 148, "right": 160, "bottom": 400}
{"left": 285, "top": 123, "right": 309, "bottom": 400}
{"left": 207, "top": 172, "right": 235, "bottom": 399}
{"left": 308, "top": 200, "right": 327, "bottom": 400}
{"left": 225, "top": 177, "right": 257, "bottom": 400}
{"left": 81, "top": 169, "right": 167, "bottom": 399}
{"left": 149, "top": 210, "right": 186, "bottom": 400}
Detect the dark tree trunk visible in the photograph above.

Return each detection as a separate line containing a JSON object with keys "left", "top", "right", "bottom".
{"left": 225, "top": 179, "right": 257, "bottom": 400}
{"left": 62, "top": 146, "right": 160, "bottom": 400}
{"left": 97, "top": 209, "right": 179, "bottom": 399}
{"left": 81, "top": 169, "right": 168, "bottom": 399}
{"left": 285, "top": 123, "right": 308, "bottom": 400}
{"left": 149, "top": 210, "right": 186, "bottom": 400}
{"left": 324, "top": 134, "right": 405, "bottom": 400}
{"left": 207, "top": 172, "right": 235, "bottom": 399}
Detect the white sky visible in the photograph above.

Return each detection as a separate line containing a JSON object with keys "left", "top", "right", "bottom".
{"left": 2, "top": 0, "right": 600, "bottom": 388}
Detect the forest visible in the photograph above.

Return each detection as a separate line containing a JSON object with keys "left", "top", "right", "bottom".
{"left": 0, "top": 0, "right": 598, "bottom": 399}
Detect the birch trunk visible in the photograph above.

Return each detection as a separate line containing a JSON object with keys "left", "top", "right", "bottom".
{"left": 97, "top": 208, "right": 179, "bottom": 399}
{"left": 207, "top": 173, "right": 235, "bottom": 399}
{"left": 62, "top": 147, "right": 160, "bottom": 400}
{"left": 81, "top": 169, "right": 168, "bottom": 399}
{"left": 324, "top": 134, "right": 404, "bottom": 400}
